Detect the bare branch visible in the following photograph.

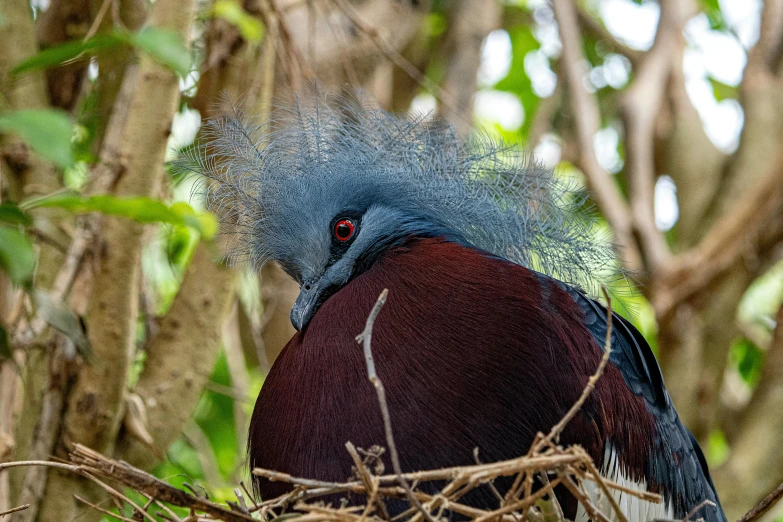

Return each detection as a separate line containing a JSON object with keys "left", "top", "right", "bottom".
{"left": 619, "top": 0, "right": 691, "bottom": 272}
{"left": 438, "top": 0, "right": 501, "bottom": 136}
{"left": 355, "top": 289, "right": 435, "bottom": 522}
{"left": 747, "top": 0, "right": 783, "bottom": 73}
{"left": 550, "top": 0, "right": 642, "bottom": 273}
{"left": 116, "top": 245, "right": 235, "bottom": 471}
{"left": 0, "top": 504, "right": 30, "bottom": 518}
{"left": 737, "top": 479, "right": 783, "bottom": 522}
{"left": 574, "top": 6, "right": 643, "bottom": 64}
{"left": 653, "top": 160, "right": 783, "bottom": 318}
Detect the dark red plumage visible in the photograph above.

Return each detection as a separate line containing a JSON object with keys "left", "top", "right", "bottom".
{"left": 249, "top": 238, "right": 657, "bottom": 514}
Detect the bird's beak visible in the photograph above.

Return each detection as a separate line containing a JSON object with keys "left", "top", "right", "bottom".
{"left": 290, "top": 279, "right": 321, "bottom": 331}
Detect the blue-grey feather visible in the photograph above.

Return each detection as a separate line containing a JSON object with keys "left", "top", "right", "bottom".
{"left": 175, "top": 92, "right": 624, "bottom": 297}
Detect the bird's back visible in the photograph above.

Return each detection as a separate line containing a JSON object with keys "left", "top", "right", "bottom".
{"left": 249, "top": 238, "right": 724, "bottom": 521}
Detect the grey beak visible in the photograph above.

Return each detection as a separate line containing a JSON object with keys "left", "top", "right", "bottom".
{"left": 290, "top": 280, "right": 321, "bottom": 331}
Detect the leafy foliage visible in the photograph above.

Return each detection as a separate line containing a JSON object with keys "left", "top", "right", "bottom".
{"left": 0, "top": 224, "right": 35, "bottom": 287}
{"left": 0, "top": 109, "right": 75, "bottom": 167}
{"left": 12, "top": 27, "right": 191, "bottom": 77}
{"left": 211, "top": 1, "right": 265, "bottom": 43}
{"left": 24, "top": 194, "right": 217, "bottom": 239}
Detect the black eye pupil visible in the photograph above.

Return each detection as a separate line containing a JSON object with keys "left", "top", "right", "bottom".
{"left": 336, "top": 224, "right": 351, "bottom": 239}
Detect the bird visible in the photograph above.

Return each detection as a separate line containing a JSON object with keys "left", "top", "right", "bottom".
{"left": 181, "top": 93, "right": 726, "bottom": 522}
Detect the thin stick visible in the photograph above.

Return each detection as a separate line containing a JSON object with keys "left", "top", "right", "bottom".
{"left": 254, "top": 453, "right": 585, "bottom": 487}
{"left": 561, "top": 475, "right": 611, "bottom": 522}
{"left": 683, "top": 500, "right": 716, "bottom": 522}
{"left": 738, "top": 483, "right": 783, "bottom": 522}
{"left": 84, "top": 0, "right": 113, "bottom": 41}
{"left": 74, "top": 495, "right": 136, "bottom": 522}
{"left": 356, "top": 289, "right": 435, "bottom": 522}
{"left": 580, "top": 460, "right": 628, "bottom": 522}
{"left": 346, "top": 442, "right": 390, "bottom": 521}
{"left": 533, "top": 287, "right": 614, "bottom": 453}
{"left": 0, "top": 504, "right": 30, "bottom": 518}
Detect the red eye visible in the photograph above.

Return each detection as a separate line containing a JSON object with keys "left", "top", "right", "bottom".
{"left": 333, "top": 218, "right": 356, "bottom": 242}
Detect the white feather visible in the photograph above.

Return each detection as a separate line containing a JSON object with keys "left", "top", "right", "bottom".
{"left": 573, "top": 445, "right": 673, "bottom": 522}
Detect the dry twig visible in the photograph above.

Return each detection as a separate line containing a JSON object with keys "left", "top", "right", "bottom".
{"left": 355, "top": 289, "right": 435, "bottom": 522}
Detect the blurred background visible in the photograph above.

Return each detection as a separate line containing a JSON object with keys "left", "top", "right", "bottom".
{"left": 0, "top": 0, "right": 782, "bottom": 520}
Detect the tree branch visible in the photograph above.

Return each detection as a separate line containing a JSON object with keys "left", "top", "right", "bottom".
{"left": 574, "top": 5, "right": 643, "bottom": 65}
{"left": 619, "top": 0, "right": 690, "bottom": 273}
{"left": 652, "top": 159, "right": 783, "bottom": 319}
{"left": 438, "top": 0, "right": 501, "bottom": 136}
{"left": 550, "top": 0, "right": 643, "bottom": 274}
{"left": 35, "top": 0, "right": 92, "bottom": 111}
{"left": 116, "top": 245, "right": 235, "bottom": 470}
{"left": 36, "top": 0, "right": 198, "bottom": 518}
{"left": 713, "top": 302, "right": 783, "bottom": 519}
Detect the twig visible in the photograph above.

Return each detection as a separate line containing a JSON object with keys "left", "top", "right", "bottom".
{"left": 355, "top": 289, "right": 435, "bottom": 522}
{"left": 346, "top": 442, "right": 390, "bottom": 521}
{"left": 738, "top": 479, "right": 783, "bottom": 522}
{"left": 74, "top": 495, "right": 136, "bottom": 522}
{"left": 84, "top": 0, "right": 114, "bottom": 41}
{"left": 0, "top": 504, "right": 30, "bottom": 518}
{"left": 533, "top": 288, "right": 614, "bottom": 453}
{"left": 580, "top": 460, "right": 628, "bottom": 522}
{"left": 330, "top": 0, "right": 472, "bottom": 132}
{"left": 254, "top": 453, "right": 586, "bottom": 488}
{"left": 549, "top": 0, "right": 643, "bottom": 274}
{"left": 683, "top": 499, "right": 716, "bottom": 522}
{"left": 69, "top": 445, "right": 256, "bottom": 522}
{"left": 561, "top": 475, "right": 611, "bottom": 522}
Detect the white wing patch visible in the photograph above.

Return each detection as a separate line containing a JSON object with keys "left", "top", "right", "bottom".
{"left": 574, "top": 445, "right": 674, "bottom": 522}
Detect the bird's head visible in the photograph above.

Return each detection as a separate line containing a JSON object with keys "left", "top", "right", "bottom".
{"left": 178, "top": 93, "right": 619, "bottom": 331}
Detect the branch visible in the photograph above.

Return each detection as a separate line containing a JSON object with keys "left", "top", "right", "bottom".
{"left": 438, "top": 0, "right": 501, "bottom": 136}
{"left": 738, "top": 479, "right": 783, "bottom": 522}
{"left": 277, "top": 0, "right": 428, "bottom": 88}
{"left": 116, "top": 244, "right": 235, "bottom": 471}
{"left": 62, "top": 0, "right": 197, "bottom": 453}
{"left": 712, "top": 303, "right": 783, "bottom": 518}
{"left": 0, "top": 504, "right": 29, "bottom": 518}
{"left": 35, "top": 0, "right": 92, "bottom": 110}
{"left": 619, "top": 0, "right": 689, "bottom": 273}
{"left": 355, "top": 289, "right": 436, "bottom": 522}
{"left": 574, "top": 6, "right": 643, "bottom": 65}
{"left": 653, "top": 159, "right": 783, "bottom": 318}
{"left": 747, "top": 0, "right": 783, "bottom": 74}
{"left": 37, "top": 0, "right": 198, "bottom": 518}
{"left": 550, "top": 0, "right": 643, "bottom": 274}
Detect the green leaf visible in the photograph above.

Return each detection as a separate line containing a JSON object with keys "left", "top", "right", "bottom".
{"left": 0, "top": 224, "right": 35, "bottom": 287}
{"left": 212, "top": 1, "right": 264, "bottom": 43}
{"left": 699, "top": 0, "right": 726, "bottom": 30}
{"left": 11, "top": 34, "right": 122, "bottom": 76}
{"left": 708, "top": 77, "right": 738, "bottom": 101}
{"left": 423, "top": 13, "right": 447, "bottom": 37}
{"left": 24, "top": 193, "right": 217, "bottom": 238}
{"left": 0, "top": 203, "right": 32, "bottom": 226}
{"left": 34, "top": 290, "right": 92, "bottom": 362}
{"left": 125, "top": 27, "right": 191, "bottom": 76}
{"left": 0, "top": 109, "right": 75, "bottom": 168}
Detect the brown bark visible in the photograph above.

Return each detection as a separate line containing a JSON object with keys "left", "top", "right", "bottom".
{"left": 35, "top": 0, "right": 198, "bottom": 518}
{"left": 36, "top": 0, "right": 92, "bottom": 111}
{"left": 116, "top": 244, "right": 235, "bottom": 470}
{"left": 438, "top": 0, "right": 501, "bottom": 136}
{"left": 551, "top": 0, "right": 643, "bottom": 274}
